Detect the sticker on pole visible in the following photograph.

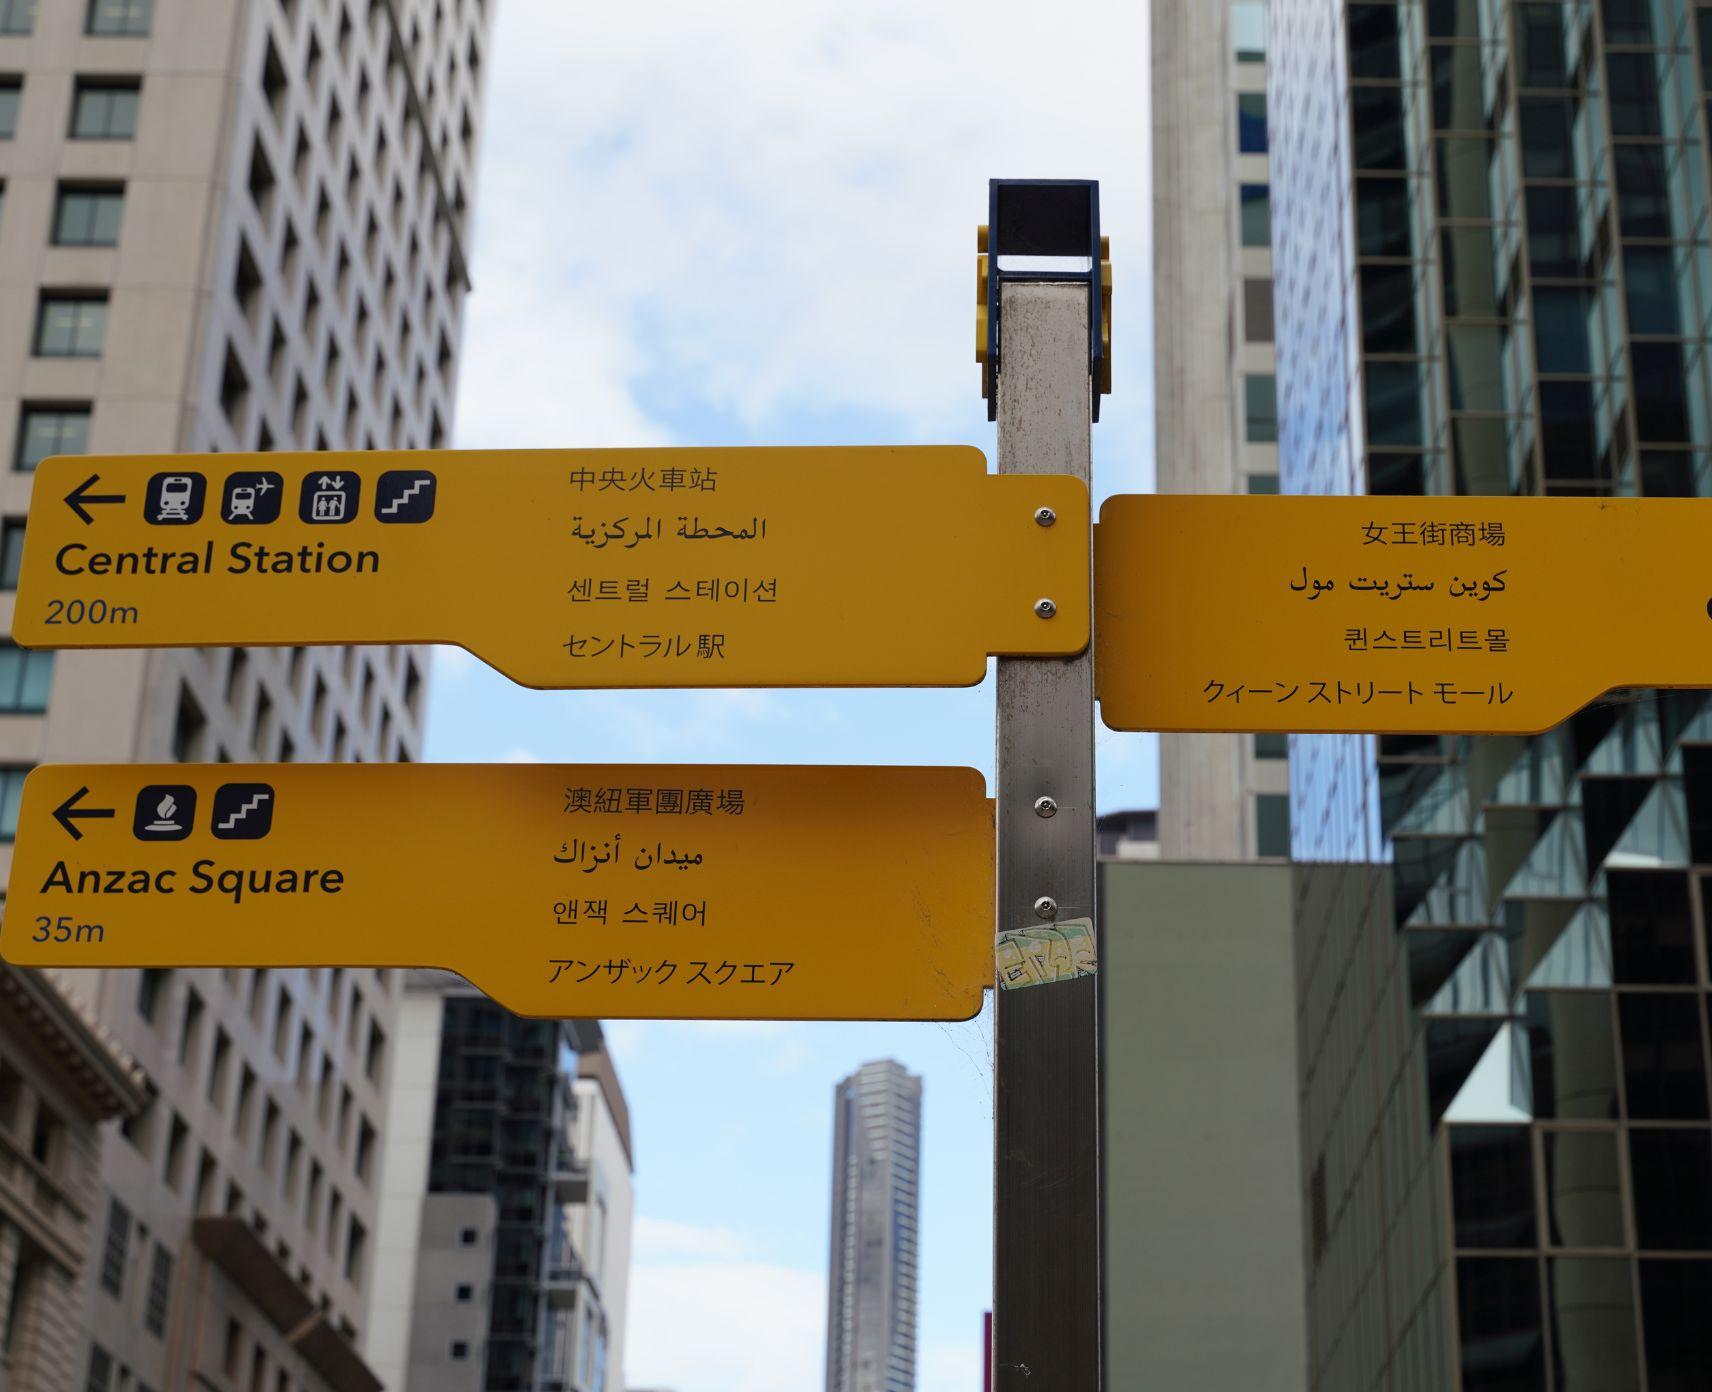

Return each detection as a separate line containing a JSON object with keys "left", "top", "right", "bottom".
{"left": 996, "top": 917, "right": 1096, "bottom": 990}
{"left": 18, "top": 447, "right": 1089, "bottom": 689}
{"left": 1097, "top": 494, "right": 1712, "bottom": 735}
{"left": 1, "top": 763, "right": 996, "bottom": 1021}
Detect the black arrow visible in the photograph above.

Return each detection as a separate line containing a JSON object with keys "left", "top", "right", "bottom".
{"left": 65, "top": 474, "right": 126, "bottom": 526}
{"left": 53, "top": 786, "right": 115, "bottom": 840}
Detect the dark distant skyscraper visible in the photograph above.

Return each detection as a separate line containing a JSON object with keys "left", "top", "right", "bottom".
{"left": 825, "top": 1060, "right": 921, "bottom": 1392}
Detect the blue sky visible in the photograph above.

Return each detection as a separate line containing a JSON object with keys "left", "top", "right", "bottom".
{"left": 425, "top": 2, "right": 1153, "bottom": 1387}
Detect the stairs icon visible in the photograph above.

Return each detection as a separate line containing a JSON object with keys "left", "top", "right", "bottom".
{"left": 211, "top": 783, "right": 276, "bottom": 840}
{"left": 377, "top": 471, "right": 437, "bottom": 522}
{"left": 216, "top": 791, "right": 271, "bottom": 831}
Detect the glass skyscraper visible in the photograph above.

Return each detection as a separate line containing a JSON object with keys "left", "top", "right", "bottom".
{"left": 1272, "top": 1, "right": 1712, "bottom": 1387}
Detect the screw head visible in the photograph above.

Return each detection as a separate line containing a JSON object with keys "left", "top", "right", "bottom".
{"left": 1033, "top": 895, "right": 1059, "bottom": 921}
{"left": 1034, "top": 506, "right": 1057, "bottom": 527}
{"left": 1034, "top": 795, "right": 1058, "bottom": 818}
{"left": 1034, "top": 597, "right": 1058, "bottom": 620}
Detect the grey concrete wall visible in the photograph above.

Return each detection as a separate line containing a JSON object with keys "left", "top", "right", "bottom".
{"left": 408, "top": 1193, "right": 495, "bottom": 1392}
{"left": 1101, "top": 859, "right": 1308, "bottom": 1391}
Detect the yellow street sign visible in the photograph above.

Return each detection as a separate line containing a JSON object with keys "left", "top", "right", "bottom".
{"left": 17, "top": 447, "right": 1088, "bottom": 687}
{"left": 0, "top": 763, "right": 993, "bottom": 1020}
{"left": 1097, "top": 495, "right": 1712, "bottom": 735}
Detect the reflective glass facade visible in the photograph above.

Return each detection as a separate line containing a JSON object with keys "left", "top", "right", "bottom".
{"left": 1273, "top": 2, "right": 1712, "bottom": 1387}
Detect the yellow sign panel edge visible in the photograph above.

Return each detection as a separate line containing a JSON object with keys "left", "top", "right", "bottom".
{"left": 16, "top": 447, "right": 1091, "bottom": 689}
{"left": 0, "top": 762, "right": 996, "bottom": 1023}
{"left": 1093, "top": 494, "right": 1712, "bottom": 736}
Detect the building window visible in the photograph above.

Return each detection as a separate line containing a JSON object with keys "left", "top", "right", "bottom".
{"left": 85, "top": 1346, "right": 113, "bottom": 1392}
{"left": 1254, "top": 732, "right": 1288, "bottom": 760}
{"left": 15, "top": 405, "right": 91, "bottom": 471}
{"left": 35, "top": 295, "right": 109, "bottom": 357}
{"left": 1239, "top": 183, "right": 1270, "bottom": 248}
{"left": 1256, "top": 793, "right": 1291, "bottom": 858}
{"left": 454, "top": 1283, "right": 473, "bottom": 1302}
{"left": 29, "top": 1099, "right": 59, "bottom": 1168}
{"left": 99, "top": 1198, "right": 131, "bottom": 1295}
{"left": 56, "top": 185, "right": 128, "bottom": 246}
{"left": 144, "top": 1243, "right": 173, "bottom": 1335}
{"left": 0, "top": 642, "right": 52, "bottom": 712}
{"left": 1233, "top": 0, "right": 1265, "bottom": 61}
{"left": 86, "top": 0, "right": 151, "bottom": 36}
{"left": 458, "top": 1227, "right": 478, "bottom": 1246}
{"left": 1238, "top": 93, "right": 1268, "bottom": 154}
{"left": 0, "top": 765, "right": 29, "bottom": 839}
{"left": 70, "top": 80, "right": 140, "bottom": 139}
{"left": 1246, "top": 472, "right": 1279, "bottom": 494}
{"left": 365, "top": 1021, "right": 385, "bottom": 1080}
{"left": 137, "top": 967, "right": 168, "bottom": 1022}
{"left": 450, "top": 1342, "right": 469, "bottom": 1361}
{"left": 0, "top": 79, "right": 19, "bottom": 139}
{"left": 0, "top": 521, "right": 24, "bottom": 589}
{"left": 1244, "top": 374, "right": 1277, "bottom": 443}
{"left": 0, "top": 0, "right": 32, "bottom": 34}
{"left": 177, "top": 987, "right": 203, "bottom": 1065}
{"left": 344, "top": 1217, "right": 366, "bottom": 1281}
{"left": 1243, "top": 278, "right": 1275, "bottom": 343}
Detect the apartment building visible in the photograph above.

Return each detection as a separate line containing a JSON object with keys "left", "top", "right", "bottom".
{"left": 0, "top": 0, "right": 491, "bottom": 1387}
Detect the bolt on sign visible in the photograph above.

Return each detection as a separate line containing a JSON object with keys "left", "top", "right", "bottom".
{"left": 0, "top": 763, "right": 994, "bottom": 1021}
{"left": 1096, "top": 495, "right": 1712, "bottom": 735}
{"left": 16, "top": 447, "right": 1090, "bottom": 688}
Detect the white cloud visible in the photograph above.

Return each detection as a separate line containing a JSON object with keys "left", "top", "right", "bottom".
{"left": 456, "top": 0, "right": 1153, "bottom": 478}
{"left": 633, "top": 1217, "right": 752, "bottom": 1261}
{"left": 627, "top": 1260, "right": 825, "bottom": 1392}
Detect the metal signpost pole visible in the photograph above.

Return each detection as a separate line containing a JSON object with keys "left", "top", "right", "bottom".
{"left": 992, "top": 274, "right": 1100, "bottom": 1389}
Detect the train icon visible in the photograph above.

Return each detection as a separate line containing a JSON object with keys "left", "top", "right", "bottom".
{"left": 144, "top": 471, "right": 207, "bottom": 525}
{"left": 155, "top": 476, "right": 196, "bottom": 521}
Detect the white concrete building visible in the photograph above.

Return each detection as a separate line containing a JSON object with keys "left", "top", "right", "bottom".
{"left": 0, "top": 1, "right": 491, "bottom": 1387}
{"left": 569, "top": 1046, "right": 634, "bottom": 1392}
{"left": 1152, "top": 0, "right": 1289, "bottom": 860}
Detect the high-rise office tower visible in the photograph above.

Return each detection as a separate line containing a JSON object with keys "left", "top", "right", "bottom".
{"left": 1153, "top": 0, "right": 1292, "bottom": 860}
{"left": 0, "top": 0, "right": 490, "bottom": 1387}
{"left": 1272, "top": 1, "right": 1712, "bottom": 1386}
{"left": 824, "top": 1059, "right": 921, "bottom": 1392}
{"left": 367, "top": 977, "right": 631, "bottom": 1392}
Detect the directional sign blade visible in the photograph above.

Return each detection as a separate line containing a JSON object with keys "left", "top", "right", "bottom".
{"left": 16, "top": 447, "right": 1089, "bottom": 688}
{"left": 0, "top": 763, "right": 994, "bottom": 1021}
{"left": 1097, "top": 495, "right": 1712, "bottom": 735}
